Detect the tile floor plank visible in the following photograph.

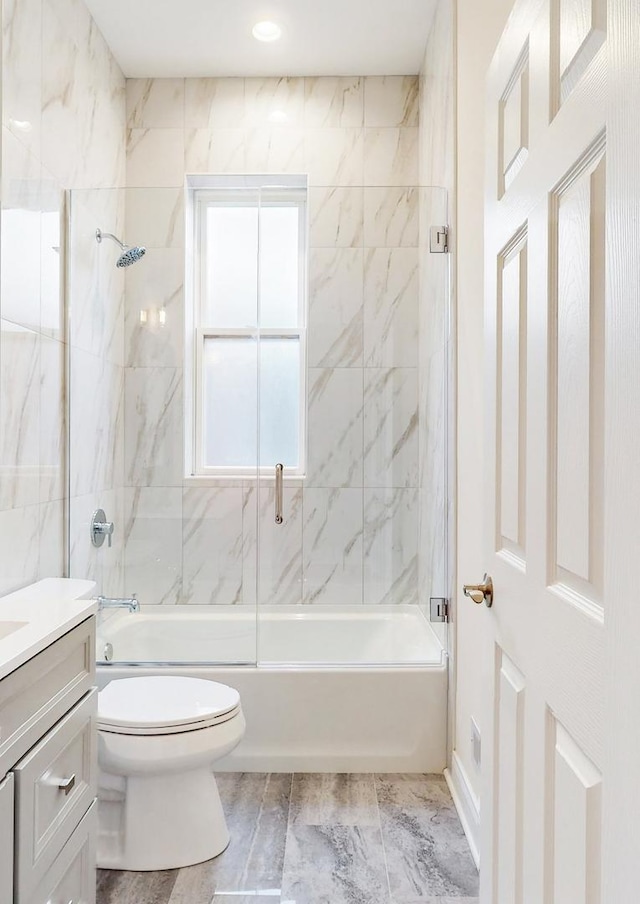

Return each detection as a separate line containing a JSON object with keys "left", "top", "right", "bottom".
{"left": 376, "top": 775, "right": 479, "bottom": 900}
{"left": 289, "top": 773, "right": 379, "bottom": 826}
{"left": 281, "top": 823, "right": 390, "bottom": 904}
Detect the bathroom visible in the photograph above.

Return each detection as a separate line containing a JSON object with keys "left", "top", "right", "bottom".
{"left": 1, "top": 0, "right": 636, "bottom": 900}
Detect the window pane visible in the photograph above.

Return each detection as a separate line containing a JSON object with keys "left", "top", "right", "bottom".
{"left": 259, "top": 205, "right": 300, "bottom": 328}
{"left": 203, "top": 337, "right": 300, "bottom": 469}
{"left": 203, "top": 337, "right": 257, "bottom": 467}
{"left": 204, "top": 205, "right": 258, "bottom": 327}
{"left": 259, "top": 337, "right": 300, "bottom": 468}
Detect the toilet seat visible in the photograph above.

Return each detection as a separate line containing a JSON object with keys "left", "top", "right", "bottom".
{"left": 97, "top": 676, "right": 241, "bottom": 735}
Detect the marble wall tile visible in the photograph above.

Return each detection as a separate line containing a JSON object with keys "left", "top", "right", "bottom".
{"left": 303, "top": 488, "right": 363, "bottom": 604}
{"left": 127, "top": 79, "right": 184, "bottom": 129}
{"left": 305, "top": 77, "right": 364, "bottom": 128}
{"left": 38, "top": 498, "right": 65, "bottom": 581}
{"left": 243, "top": 486, "right": 303, "bottom": 605}
{"left": 184, "top": 128, "right": 246, "bottom": 174}
{"left": 124, "top": 487, "right": 182, "bottom": 604}
{"left": 2, "top": 0, "right": 42, "bottom": 156}
{"left": 308, "top": 249, "right": 363, "bottom": 367}
{"left": 181, "top": 487, "right": 243, "bottom": 604}
{"left": 40, "top": 171, "right": 64, "bottom": 340}
{"left": 125, "top": 188, "right": 184, "bottom": 249}
{"left": 70, "top": 347, "right": 124, "bottom": 496}
{"left": 364, "top": 488, "right": 418, "bottom": 605}
{"left": 376, "top": 775, "right": 479, "bottom": 898}
{"left": 69, "top": 187, "right": 125, "bottom": 366}
{"left": 0, "top": 321, "right": 40, "bottom": 510}
{"left": 364, "top": 187, "right": 419, "bottom": 247}
{"left": 124, "top": 366, "right": 182, "bottom": 487}
{"left": 184, "top": 78, "right": 245, "bottom": 129}
{"left": 127, "top": 129, "right": 185, "bottom": 188}
{"left": 41, "top": 0, "right": 81, "bottom": 186}
{"left": 68, "top": 491, "right": 104, "bottom": 589}
{"left": 125, "top": 248, "right": 184, "bottom": 367}
{"left": 39, "top": 336, "right": 65, "bottom": 503}
{"left": 306, "top": 368, "right": 363, "bottom": 488}
{"left": 281, "top": 824, "right": 388, "bottom": 904}
{"left": 309, "top": 187, "right": 364, "bottom": 248}
{"left": 289, "top": 773, "right": 378, "bottom": 826}
{"left": 306, "top": 128, "right": 364, "bottom": 187}
{"left": 364, "top": 76, "right": 420, "bottom": 127}
{"left": 1, "top": 128, "right": 42, "bottom": 332}
{"left": 244, "top": 128, "right": 306, "bottom": 174}
{"left": 419, "top": 0, "right": 454, "bottom": 191}
{"left": 0, "top": 504, "right": 40, "bottom": 595}
{"left": 244, "top": 77, "right": 305, "bottom": 129}
{"left": 364, "top": 248, "right": 419, "bottom": 367}
{"left": 364, "top": 367, "right": 418, "bottom": 488}
{"left": 364, "top": 128, "right": 419, "bottom": 187}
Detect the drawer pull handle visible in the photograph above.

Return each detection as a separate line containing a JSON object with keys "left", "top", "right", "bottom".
{"left": 58, "top": 774, "right": 76, "bottom": 795}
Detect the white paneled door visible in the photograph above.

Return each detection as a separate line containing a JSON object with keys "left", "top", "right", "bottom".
{"left": 481, "top": 0, "right": 609, "bottom": 900}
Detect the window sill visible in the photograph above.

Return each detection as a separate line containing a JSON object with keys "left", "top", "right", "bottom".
{"left": 183, "top": 474, "right": 306, "bottom": 489}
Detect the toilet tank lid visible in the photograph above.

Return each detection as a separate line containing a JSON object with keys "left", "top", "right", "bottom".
{"left": 98, "top": 676, "right": 240, "bottom": 729}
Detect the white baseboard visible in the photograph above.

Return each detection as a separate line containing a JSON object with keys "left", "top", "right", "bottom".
{"left": 444, "top": 750, "right": 481, "bottom": 869}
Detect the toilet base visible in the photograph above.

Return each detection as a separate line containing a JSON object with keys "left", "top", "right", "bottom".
{"left": 97, "top": 766, "right": 230, "bottom": 870}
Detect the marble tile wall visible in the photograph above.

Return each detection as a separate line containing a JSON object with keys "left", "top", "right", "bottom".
{"left": 0, "top": 0, "right": 126, "bottom": 595}
{"left": 123, "top": 75, "right": 428, "bottom": 606}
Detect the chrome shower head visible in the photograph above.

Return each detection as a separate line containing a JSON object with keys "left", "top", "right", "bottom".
{"left": 95, "top": 228, "right": 146, "bottom": 268}
{"left": 116, "top": 246, "right": 146, "bottom": 268}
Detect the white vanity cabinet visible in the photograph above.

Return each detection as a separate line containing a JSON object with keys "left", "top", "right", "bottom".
{"left": 0, "top": 615, "right": 97, "bottom": 904}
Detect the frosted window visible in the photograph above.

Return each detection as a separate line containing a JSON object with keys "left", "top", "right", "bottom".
{"left": 204, "top": 206, "right": 258, "bottom": 327}
{"left": 203, "top": 338, "right": 258, "bottom": 467}
{"left": 203, "top": 337, "right": 300, "bottom": 469}
{"left": 259, "top": 206, "right": 300, "bottom": 328}
{"left": 259, "top": 338, "right": 300, "bottom": 467}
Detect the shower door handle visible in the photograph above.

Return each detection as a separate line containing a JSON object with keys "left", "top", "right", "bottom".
{"left": 275, "top": 463, "right": 284, "bottom": 524}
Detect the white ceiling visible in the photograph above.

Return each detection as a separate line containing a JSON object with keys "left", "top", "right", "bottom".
{"left": 83, "top": 0, "right": 437, "bottom": 78}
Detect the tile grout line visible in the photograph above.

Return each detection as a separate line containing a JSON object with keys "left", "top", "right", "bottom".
{"left": 373, "top": 773, "right": 394, "bottom": 904}
{"left": 278, "top": 771, "right": 295, "bottom": 902}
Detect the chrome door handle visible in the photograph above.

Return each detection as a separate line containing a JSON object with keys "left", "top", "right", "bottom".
{"left": 463, "top": 574, "right": 493, "bottom": 607}
{"left": 275, "top": 463, "right": 284, "bottom": 524}
{"left": 58, "top": 774, "right": 76, "bottom": 795}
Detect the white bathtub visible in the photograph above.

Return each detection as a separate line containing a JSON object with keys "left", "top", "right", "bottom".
{"left": 96, "top": 605, "right": 448, "bottom": 772}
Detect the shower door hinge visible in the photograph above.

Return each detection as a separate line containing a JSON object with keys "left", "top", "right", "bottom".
{"left": 429, "top": 225, "right": 450, "bottom": 254}
{"left": 430, "top": 597, "right": 449, "bottom": 623}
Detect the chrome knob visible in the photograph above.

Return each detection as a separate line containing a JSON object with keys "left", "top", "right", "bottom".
{"left": 463, "top": 574, "right": 493, "bottom": 607}
{"left": 91, "top": 509, "right": 114, "bottom": 548}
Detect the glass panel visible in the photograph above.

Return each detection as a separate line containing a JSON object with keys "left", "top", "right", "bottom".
{"left": 203, "top": 336, "right": 300, "bottom": 470}
{"left": 257, "top": 186, "right": 450, "bottom": 668}
{"left": 66, "top": 189, "right": 259, "bottom": 667}
{"left": 203, "top": 337, "right": 257, "bottom": 468}
{"left": 259, "top": 205, "right": 300, "bottom": 328}
{"left": 204, "top": 204, "right": 258, "bottom": 327}
{"left": 259, "top": 337, "right": 300, "bottom": 468}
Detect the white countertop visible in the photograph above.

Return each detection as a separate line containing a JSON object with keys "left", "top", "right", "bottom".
{"left": 0, "top": 579, "right": 97, "bottom": 681}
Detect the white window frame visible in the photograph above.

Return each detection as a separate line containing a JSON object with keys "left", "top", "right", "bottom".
{"left": 187, "top": 178, "right": 308, "bottom": 479}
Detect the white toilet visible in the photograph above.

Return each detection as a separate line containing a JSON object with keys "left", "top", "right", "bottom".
{"left": 96, "top": 675, "right": 246, "bottom": 871}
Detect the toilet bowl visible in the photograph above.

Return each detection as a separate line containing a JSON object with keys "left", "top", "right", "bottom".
{"left": 96, "top": 675, "right": 246, "bottom": 871}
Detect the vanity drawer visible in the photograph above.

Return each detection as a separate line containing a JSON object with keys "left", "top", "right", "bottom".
{"left": 15, "top": 689, "right": 97, "bottom": 904}
{"left": 27, "top": 799, "right": 96, "bottom": 904}
{"left": 0, "top": 617, "right": 95, "bottom": 778}
{"left": 0, "top": 773, "right": 13, "bottom": 904}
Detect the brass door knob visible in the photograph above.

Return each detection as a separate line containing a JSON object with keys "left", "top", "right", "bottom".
{"left": 463, "top": 574, "right": 493, "bottom": 607}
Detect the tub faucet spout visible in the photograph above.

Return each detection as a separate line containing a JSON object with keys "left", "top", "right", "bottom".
{"left": 96, "top": 594, "right": 140, "bottom": 613}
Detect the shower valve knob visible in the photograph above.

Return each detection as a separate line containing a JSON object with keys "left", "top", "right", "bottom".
{"left": 91, "top": 508, "right": 114, "bottom": 548}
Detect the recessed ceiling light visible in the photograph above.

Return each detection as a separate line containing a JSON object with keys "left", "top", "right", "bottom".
{"left": 252, "top": 20, "right": 282, "bottom": 42}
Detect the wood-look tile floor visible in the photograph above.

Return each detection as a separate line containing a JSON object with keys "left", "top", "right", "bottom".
{"left": 96, "top": 773, "right": 479, "bottom": 904}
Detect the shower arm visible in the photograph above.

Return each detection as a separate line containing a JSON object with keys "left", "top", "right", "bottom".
{"left": 95, "top": 228, "right": 127, "bottom": 250}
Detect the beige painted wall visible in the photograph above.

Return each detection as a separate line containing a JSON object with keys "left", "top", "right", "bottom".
{"left": 454, "top": 0, "right": 514, "bottom": 801}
